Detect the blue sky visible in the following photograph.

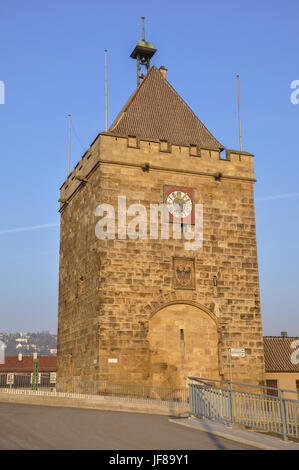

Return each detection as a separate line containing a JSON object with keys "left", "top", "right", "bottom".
{"left": 0, "top": 0, "right": 298, "bottom": 335}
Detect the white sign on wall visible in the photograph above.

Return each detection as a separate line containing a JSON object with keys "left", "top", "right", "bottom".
{"left": 7, "top": 373, "right": 14, "bottom": 385}
{"left": 230, "top": 348, "right": 245, "bottom": 358}
{"left": 108, "top": 358, "right": 118, "bottom": 363}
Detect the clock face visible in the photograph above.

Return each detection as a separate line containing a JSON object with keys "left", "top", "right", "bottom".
{"left": 166, "top": 190, "right": 193, "bottom": 219}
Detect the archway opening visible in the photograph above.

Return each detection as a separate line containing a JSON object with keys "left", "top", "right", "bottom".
{"left": 148, "top": 303, "right": 219, "bottom": 389}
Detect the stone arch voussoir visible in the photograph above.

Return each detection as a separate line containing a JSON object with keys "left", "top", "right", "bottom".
{"left": 144, "top": 298, "right": 218, "bottom": 325}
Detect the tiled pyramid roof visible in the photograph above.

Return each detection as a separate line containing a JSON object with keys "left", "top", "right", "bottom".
{"left": 264, "top": 337, "right": 299, "bottom": 372}
{"left": 109, "top": 66, "right": 224, "bottom": 151}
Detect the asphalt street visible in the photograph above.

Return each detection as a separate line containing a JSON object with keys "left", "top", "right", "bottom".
{"left": 0, "top": 403, "right": 257, "bottom": 450}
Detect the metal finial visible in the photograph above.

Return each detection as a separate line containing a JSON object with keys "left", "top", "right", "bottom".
{"left": 141, "top": 16, "right": 145, "bottom": 41}
{"left": 130, "top": 16, "right": 156, "bottom": 87}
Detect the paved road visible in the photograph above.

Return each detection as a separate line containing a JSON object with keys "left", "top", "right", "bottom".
{"left": 0, "top": 403, "right": 257, "bottom": 450}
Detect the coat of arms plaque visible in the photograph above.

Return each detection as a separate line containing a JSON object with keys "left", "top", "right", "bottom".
{"left": 173, "top": 257, "right": 195, "bottom": 290}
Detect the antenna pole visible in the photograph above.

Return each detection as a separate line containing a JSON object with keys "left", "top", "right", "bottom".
{"left": 105, "top": 49, "right": 108, "bottom": 132}
{"left": 237, "top": 75, "right": 242, "bottom": 151}
{"left": 141, "top": 16, "right": 145, "bottom": 41}
{"left": 68, "top": 114, "right": 71, "bottom": 176}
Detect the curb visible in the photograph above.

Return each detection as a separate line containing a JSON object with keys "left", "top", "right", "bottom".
{"left": 168, "top": 418, "right": 298, "bottom": 450}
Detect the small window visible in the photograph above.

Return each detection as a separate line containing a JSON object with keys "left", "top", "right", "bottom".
{"left": 266, "top": 379, "right": 278, "bottom": 397}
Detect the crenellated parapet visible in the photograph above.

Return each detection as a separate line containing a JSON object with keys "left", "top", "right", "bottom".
{"left": 59, "top": 132, "right": 255, "bottom": 212}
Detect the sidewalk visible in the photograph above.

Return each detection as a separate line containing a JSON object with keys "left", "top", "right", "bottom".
{"left": 0, "top": 389, "right": 188, "bottom": 417}
{"left": 169, "top": 416, "right": 299, "bottom": 450}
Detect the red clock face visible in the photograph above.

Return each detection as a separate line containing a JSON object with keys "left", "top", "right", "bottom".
{"left": 164, "top": 186, "right": 194, "bottom": 224}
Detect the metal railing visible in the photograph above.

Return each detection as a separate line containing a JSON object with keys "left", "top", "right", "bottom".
{"left": 3, "top": 372, "right": 297, "bottom": 439}
{"left": 0, "top": 372, "right": 56, "bottom": 390}
{"left": 57, "top": 377, "right": 189, "bottom": 404}
{"left": 189, "top": 377, "right": 299, "bottom": 441}
{"left": 0, "top": 373, "right": 188, "bottom": 405}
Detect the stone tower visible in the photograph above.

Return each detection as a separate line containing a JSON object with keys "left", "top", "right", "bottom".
{"left": 57, "top": 44, "right": 265, "bottom": 390}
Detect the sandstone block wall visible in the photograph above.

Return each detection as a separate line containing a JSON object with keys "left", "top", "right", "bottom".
{"left": 57, "top": 133, "right": 266, "bottom": 389}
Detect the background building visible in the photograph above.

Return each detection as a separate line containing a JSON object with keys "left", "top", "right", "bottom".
{"left": 0, "top": 354, "right": 56, "bottom": 388}
{"left": 264, "top": 334, "right": 299, "bottom": 399}
{"left": 0, "top": 331, "right": 57, "bottom": 356}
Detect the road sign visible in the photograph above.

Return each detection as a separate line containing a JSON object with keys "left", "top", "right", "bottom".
{"left": 230, "top": 348, "right": 245, "bottom": 358}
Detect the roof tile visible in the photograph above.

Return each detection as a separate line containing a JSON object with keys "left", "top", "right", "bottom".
{"left": 110, "top": 66, "right": 224, "bottom": 151}
{"left": 0, "top": 356, "right": 56, "bottom": 372}
{"left": 264, "top": 337, "right": 299, "bottom": 372}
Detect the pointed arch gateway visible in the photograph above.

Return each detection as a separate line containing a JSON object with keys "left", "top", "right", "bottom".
{"left": 147, "top": 301, "right": 220, "bottom": 389}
